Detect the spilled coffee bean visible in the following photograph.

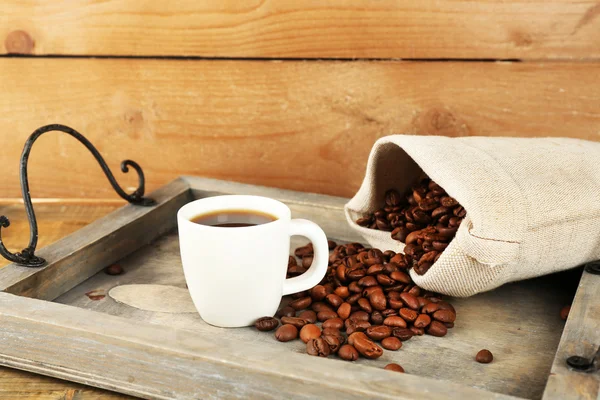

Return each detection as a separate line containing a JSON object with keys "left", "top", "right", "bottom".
{"left": 254, "top": 316, "right": 279, "bottom": 332}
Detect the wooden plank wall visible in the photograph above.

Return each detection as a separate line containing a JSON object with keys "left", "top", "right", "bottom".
{"left": 1, "top": 1, "right": 599, "bottom": 200}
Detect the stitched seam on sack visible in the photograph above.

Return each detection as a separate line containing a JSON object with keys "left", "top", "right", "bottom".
{"left": 466, "top": 231, "right": 520, "bottom": 245}
{"left": 457, "top": 139, "right": 529, "bottom": 243}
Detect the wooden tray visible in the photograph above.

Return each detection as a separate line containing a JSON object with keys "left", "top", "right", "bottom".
{"left": 0, "top": 177, "right": 596, "bottom": 400}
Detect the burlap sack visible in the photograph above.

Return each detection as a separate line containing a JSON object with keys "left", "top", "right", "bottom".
{"left": 344, "top": 135, "right": 600, "bottom": 297}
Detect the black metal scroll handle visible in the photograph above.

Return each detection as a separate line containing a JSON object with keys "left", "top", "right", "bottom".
{"left": 0, "top": 124, "right": 156, "bottom": 268}
{"left": 565, "top": 261, "right": 600, "bottom": 373}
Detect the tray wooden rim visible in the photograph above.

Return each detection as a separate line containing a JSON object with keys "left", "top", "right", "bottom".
{"left": 0, "top": 176, "right": 596, "bottom": 400}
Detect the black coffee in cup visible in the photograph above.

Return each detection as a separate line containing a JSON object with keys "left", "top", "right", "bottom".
{"left": 190, "top": 210, "right": 277, "bottom": 227}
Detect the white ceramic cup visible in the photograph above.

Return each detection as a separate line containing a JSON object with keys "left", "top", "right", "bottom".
{"left": 177, "top": 195, "right": 329, "bottom": 327}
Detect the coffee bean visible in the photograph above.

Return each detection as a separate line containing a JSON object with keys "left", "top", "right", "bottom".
{"left": 392, "top": 328, "right": 414, "bottom": 341}
{"left": 356, "top": 217, "right": 372, "bottom": 227}
{"left": 310, "top": 285, "right": 327, "bottom": 301}
{"left": 367, "top": 264, "right": 386, "bottom": 275}
{"left": 312, "top": 302, "right": 334, "bottom": 313}
{"left": 353, "top": 336, "right": 383, "bottom": 359}
{"left": 383, "top": 250, "right": 396, "bottom": 261}
{"left": 347, "top": 267, "right": 367, "bottom": 281}
{"left": 365, "top": 325, "right": 392, "bottom": 341}
{"left": 275, "top": 324, "right": 298, "bottom": 342}
{"left": 390, "top": 271, "right": 411, "bottom": 284}
{"left": 321, "top": 334, "right": 341, "bottom": 353}
{"left": 408, "top": 286, "right": 421, "bottom": 296}
{"left": 345, "top": 319, "right": 371, "bottom": 335}
{"left": 358, "top": 276, "right": 378, "bottom": 287}
{"left": 381, "top": 309, "right": 398, "bottom": 318}
{"left": 381, "top": 337, "right": 403, "bottom": 351}
{"left": 348, "top": 281, "right": 362, "bottom": 293}
{"left": 298, "top": 310, "right": 317, "bottom": 324}
{"left": 366, "top": 249, "right": 384, "bottom": 266}
{"left": 417, "top": 296, "right": 431, "bottom": 308}
{"left": 391, "top": 227, "right": 409, "bottom": 242}
{"left": 387, "top": 291, "right": 402, "bottom": 300}
{"left": 276, "top": 306, "right": 296, "bottom": 318}
{"left": 328, "top": 240, "right": 337, "bottom": 250}
{"left": 346, "top": 293, "right": 362, "bottom": 305}
{"left": 349, "top": 311, "right": 370, "bottom": 322}
{"left": 427, "top": 321, "right": 448, "bottom": 337}
{"left": 437, "top": 301, "right": 456, "bottom": 313}
{"left": 413, "top": 314, "right": 432, "bottom": 328}
{"left": 399, "top": 308, "right": 418, "bottom": 322}
{"left": 289, "top": 297, "right": 312, "bottom": 310}
{"left": 105, "top": 264, "right": 124, "bottom": 275}
{"left": 441, "top": 196, "right": 458, "bottom": 207}
{"left": 433, "top": 309, "right": 456, "bottom": 323}
{"left": 370, "top": 311, "right": 384, "bottom": 325}
{"left": 384, "top": 363, "right": 405, "bottom": 372}
{"left": 280, "top": 316, "right": 307, "bottom": 329}
{"left": 410, "top": 326, "right": 425, "bottom": 336}
{"left": 323, "top": 318, "right": 344, "bottom": 330}
{"left": 421, "top": 303, "right": 440, "bottom": 314}
{"left": 300, "top": 324, "right": 322, "bottom": 343}
{"left": 295, "top": 245, "right": 313, "bottom": 258}
{"left": 388, "top": 298, "right": 404, "bottom": 310}
{"left": 287, "top": 265, "right": 307, "bottom": 277}
{"left": 306, "top": 337, "right": 330, "bottom": 357}
{"left": 336, "top": 265, "right": 348, "bottom": 281}
{"left": 325, "top": 294, "right": 344, "bottom": 308}
{"left": 357, "top": 298, "right": 373, "bottom": 313}
{"left": 302, "top": 255, "right": 313, "bottom": 268}
{"left": 399, "top": 292, "right": 420, "bottom": 310}
{"left": 444, "top": 322, "right": 455, "bottom": 329}
{"left": 322, "top": 327, "right": 342, "bottom": 337}
{"left": 385, "top": 189, "right": 402, "bottom": 207}
{"left": 476, "top": 349, "right": 493, "bottom": 364}
{"left": 369, "top": 291, "right": 387, "bottom": 311}
{"left": 347, "top": 332, "right": 368, "bottom": 346}
{"left": 290, "top": 291, "right": 308, "bottom": 299}
{"left": 383, "top": 316, "right": 407, "bottom": 328}
{"left": 317, "top": 310, "right": 338, "bottom": 322}
{"left": 363, "top": 286, "right": 382, "bottom": 298}
{"left": 337, "top": 302, "right": 352, "bottom": 320}
{"left": 288, "top": 255, "right": 298, "bottom": 268}
{"left": 254, "top": 317, "right": 279, "bottom": 332}
{"left": 334, "top": 286, "right": 350, "bottom": 299}
{"left": 560, "top": 305, "right": 571, "bottom": 321}
{"left": 338, "top": 344, "right": 359, "bottom": 361}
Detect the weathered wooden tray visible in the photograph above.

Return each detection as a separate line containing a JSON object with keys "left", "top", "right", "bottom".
{"left": 0, "top": 177, "right": 597, "bottom": 400}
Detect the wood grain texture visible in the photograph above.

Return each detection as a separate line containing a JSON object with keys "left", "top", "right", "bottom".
{"left": 1, "top": 0, "right": 600, "bottom": 59}
{"left": 543, "top": 268, "right": 600, "bottom": 400}
{"left": 1, "top": 58, "right": 599, "bottom": 200}
{"left": 0, "top": 368, "right": 132, "bottom": 399}
{"left": 0, "top": 293, "right": 519, "bottom": 400}
{"left": 0, "top": 178, "right": 192, "bottom": 300}
{"left": 0, "top": 203, "right": 119, "bottom": 269}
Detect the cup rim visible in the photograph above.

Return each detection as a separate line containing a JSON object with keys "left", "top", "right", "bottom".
{"left": 177, "top": 195, "right": 291, "bottom": 230}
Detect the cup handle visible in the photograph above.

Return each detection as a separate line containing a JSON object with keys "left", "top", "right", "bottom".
{"left": 282, "top": 219, "right": 329, "bottom": 296}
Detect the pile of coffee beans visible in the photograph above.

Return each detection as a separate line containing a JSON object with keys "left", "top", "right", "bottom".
{"left": 256, "top": 242, "right": 457, "bottom": 365}
{"left": 355, "top": 178, "right": 466, "bottom": 275}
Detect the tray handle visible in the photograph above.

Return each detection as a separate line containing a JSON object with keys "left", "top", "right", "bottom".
{"left": 0, "top": 124, "right": 155, "bottom": 267}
